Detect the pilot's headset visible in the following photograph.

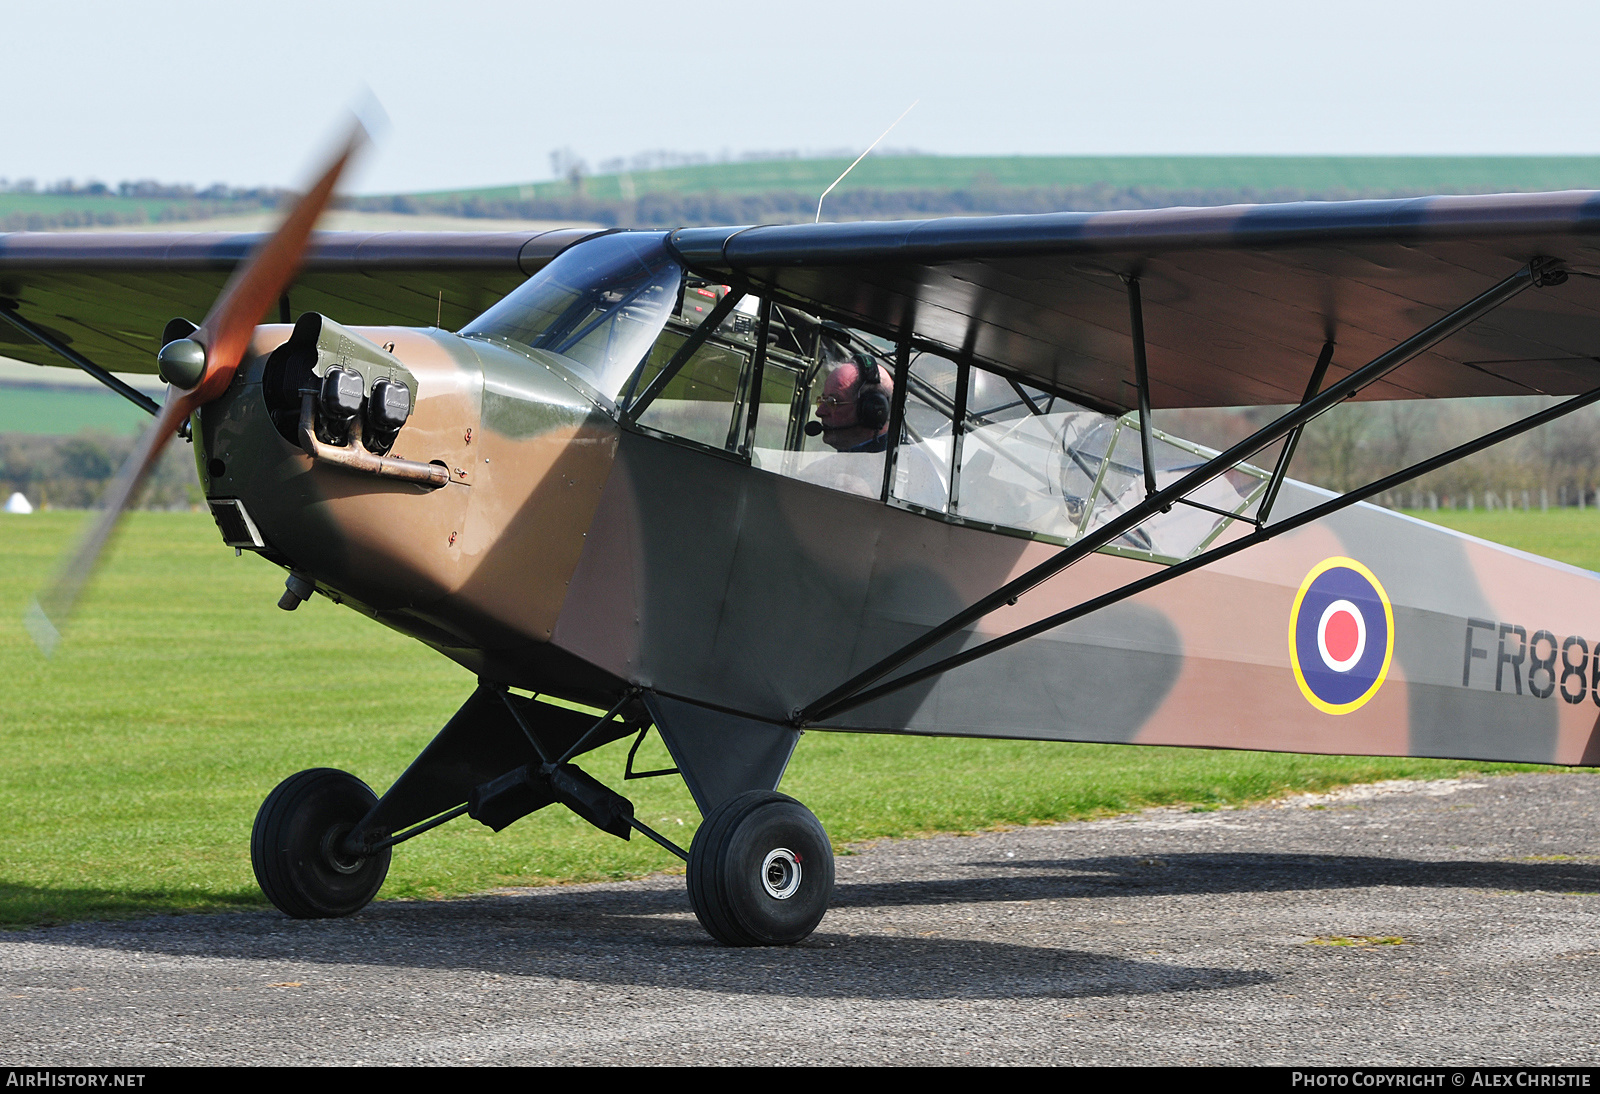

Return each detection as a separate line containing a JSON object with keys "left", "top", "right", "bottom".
{"left": 851, "top": 350, "right": 892, "bottom": 431}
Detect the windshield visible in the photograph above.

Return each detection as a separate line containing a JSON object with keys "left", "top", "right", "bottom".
{"left": 460, "top": 232, "right": 682, "bottom": 401}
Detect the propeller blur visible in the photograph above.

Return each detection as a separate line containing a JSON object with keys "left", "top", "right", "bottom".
{"left": 25, "top": 120, "right": 369, "bottom": 653}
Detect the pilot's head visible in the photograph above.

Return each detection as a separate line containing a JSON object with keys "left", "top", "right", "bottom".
{"left": 816, "top": 356, "right": 893, "bottom": 452}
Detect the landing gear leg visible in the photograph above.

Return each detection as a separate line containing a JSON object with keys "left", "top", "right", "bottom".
{"left": 251, "top": 768, "right": 391, "bottom": 918}
{"left": 687, "top": 790, "right": 834, "bottom": 946}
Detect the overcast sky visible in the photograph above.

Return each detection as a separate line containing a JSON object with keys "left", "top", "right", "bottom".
{"left": 6, "top": 0, "right": 1597, "bottom": 194}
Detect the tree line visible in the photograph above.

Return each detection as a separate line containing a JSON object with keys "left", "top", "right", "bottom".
{"left": 0, "top": 173, "right": 1542, "bottom": 233}
{"left": 0, "top": 431, "right": 198, "bottom": 510}
{"left": 1166, "top": 397, "right": 1600, "bottom": 513}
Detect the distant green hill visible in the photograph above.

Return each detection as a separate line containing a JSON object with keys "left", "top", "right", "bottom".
{"left": 7, "top": 157, "right": 1600, "bottom": 233}
{"left": 0, "top": 384, "right": 151, "bottom": 436}
{"left": 361, "top": 154, "right": 1600, "bottom": 228}
{"left": 0, "top": 191, "right": 277, "bottom": 231}
{"left": 405, "top": 155, "right": 1600, "bottom": 205}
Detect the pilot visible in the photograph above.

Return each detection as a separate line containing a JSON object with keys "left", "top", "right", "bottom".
{"left": 790, "top": 352, "right": 895, "bottom": 499}
{"left": 800, "top": 348, "right": 952, "bottom": 508}
{"left": 813, "top": 352, "right": 892, "bottom": 453}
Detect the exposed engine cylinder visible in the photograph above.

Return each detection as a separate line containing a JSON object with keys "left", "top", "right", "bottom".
{"left": 261, "top": 312, "right": 417, "bottom": 455}
{"left": 318, "top": 366, "right": 365, "bottom": 442}
{"left": 366, "top": 377, "right": 412, "bottom": 452}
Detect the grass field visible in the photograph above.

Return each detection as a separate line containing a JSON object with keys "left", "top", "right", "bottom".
{"left": 0, "top": 192, "right": 219, "bottom": 222}
{"left": 0, "top": 510, "right": 1584, "bottom": 927}
{"left": 0, "top": 191, "right": 278, "bottom": 232}
{"left": 1394, "top": 507, "right": 1600, "bottom": 570}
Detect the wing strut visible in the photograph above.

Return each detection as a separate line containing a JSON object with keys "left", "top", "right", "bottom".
{"left": 1257, "top": 338, "right": 1335, "bottom": 524}
{"left": 1126, "top": 276, "right": 1158, "bottom": 499}
{"left": 0, "top": 307, "right": 161, "bottom": 417}
{"left": 795, "top": 257, "right": 1563, "bottom": 726}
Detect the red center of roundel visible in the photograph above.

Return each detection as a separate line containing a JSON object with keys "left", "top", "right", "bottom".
{"left": 1324, "top": 609, "right": 1360, "bottom": 662}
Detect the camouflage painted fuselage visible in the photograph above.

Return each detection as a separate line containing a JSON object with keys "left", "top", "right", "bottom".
{"left": 200, "top": 325, "right": 1600, "bottom": 768}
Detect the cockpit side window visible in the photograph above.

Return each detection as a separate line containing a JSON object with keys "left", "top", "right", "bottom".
{"left": 613, "top": 288, "right": 1270, "bottom": 565}
{"left": 630, "top": 327, "right": 750, "bottom": 451}
{"left": 886, "top": 352, "right": 958, "bottom": 513}
{"left": 940, "top": 362, "right": 1270, "bottom": 559}
{"left": 617, "top": 282, "right": 764, "bottom": 452}
{"left": 952, "top": 365, "right": 1103, "bottom": 540}
{"left": 751, "top": 324, "right": 901, "bottom": 501}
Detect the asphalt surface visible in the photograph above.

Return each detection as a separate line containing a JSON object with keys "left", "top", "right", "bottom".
{"left": 3, "top": 773, "right": 1600, "bottom": 1066}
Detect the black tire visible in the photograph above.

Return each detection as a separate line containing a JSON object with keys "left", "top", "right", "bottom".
{"left": 687, "top": 790, "right": 834, "bottom": 946}
{"left": 251, "top": 768, "right": 390, "bottom": 919}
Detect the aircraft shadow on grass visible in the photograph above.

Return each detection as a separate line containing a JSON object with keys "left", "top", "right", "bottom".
{"left": 6, "top": 852, "right": 1596, "bottom": 999}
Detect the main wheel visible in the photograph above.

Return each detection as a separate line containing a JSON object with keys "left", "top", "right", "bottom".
{"left": 251, "top": 768, "right": 390, "bottom": 919}
{"left": 687, "top": 790, "right": 834, "bottom": 946}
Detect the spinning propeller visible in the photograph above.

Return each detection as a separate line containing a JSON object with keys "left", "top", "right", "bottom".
{"left": 25, "top": 120, "right": 370, "bottom": 654}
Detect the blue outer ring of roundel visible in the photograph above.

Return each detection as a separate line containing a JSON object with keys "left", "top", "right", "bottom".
{"left": 1288, "top": 557, "right": 1395, "bottom": 715}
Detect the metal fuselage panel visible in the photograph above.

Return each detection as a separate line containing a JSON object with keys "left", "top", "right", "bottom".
{"left": 198, "top": 326, "right": 621, "bottom": 692}
{"left": 553, "top": 429, "right": 1600, "bottom": 766}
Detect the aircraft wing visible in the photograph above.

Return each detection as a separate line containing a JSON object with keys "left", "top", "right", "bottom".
{"left": 0, "top": 227, "right": 602, "bottom": 376}
{"left": 669, "top": 190, "right": 1600, "bottom": 410}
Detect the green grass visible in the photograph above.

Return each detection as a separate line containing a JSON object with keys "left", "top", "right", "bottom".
{"left": 1397, "top": 506, "right": 1600, "bottom": 571}
{"left": 413, "top": 155, "right": 1600, "bottom": 204}
{"left": 0, "top": 511, "right": 1570, "bottom": 927}
{"left": 0, "top": 385, "right": 151, "bottom": 436}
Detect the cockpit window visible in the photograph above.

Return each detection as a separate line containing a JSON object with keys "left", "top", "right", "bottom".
{"left": 460, "top": 232, "right": 682, "bottom": 402}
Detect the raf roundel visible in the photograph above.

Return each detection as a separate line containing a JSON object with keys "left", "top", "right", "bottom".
{"left": 1288, "top": 557, "right": 1394, "bottom": 715}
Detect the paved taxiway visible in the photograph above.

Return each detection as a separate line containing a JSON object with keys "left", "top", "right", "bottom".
{"left": 2, "top": 773, "right": 1598, "bottom": 1065}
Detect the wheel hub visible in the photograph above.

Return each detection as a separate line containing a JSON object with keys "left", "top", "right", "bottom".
{"left": 761, "top": 847, "right": 802, "bottom": 899}
{"left": 320, "top": 824, "right": 365, "bottom": 875}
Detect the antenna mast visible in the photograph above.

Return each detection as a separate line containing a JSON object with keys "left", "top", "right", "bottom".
{"left": 815, "top": 100, "right": 919, "bottom": 224}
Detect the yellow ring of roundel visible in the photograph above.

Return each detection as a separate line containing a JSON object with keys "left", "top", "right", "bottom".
{"left": 1288, "top": 556, "right": 1395, "bottom": 715}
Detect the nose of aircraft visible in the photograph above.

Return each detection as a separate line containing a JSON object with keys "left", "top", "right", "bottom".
{"left": 194, "top": 318, "right": 486, "bottom": 616}
{"left": 196, "top": 320, "right": 625, "bottom": 669}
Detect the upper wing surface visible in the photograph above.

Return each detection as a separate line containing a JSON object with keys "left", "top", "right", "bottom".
{"left": 669, "top": 191, "right": 1600, "bottom": 409}
{"left": 0, "top": 227, "right": 601, "bottom": 375}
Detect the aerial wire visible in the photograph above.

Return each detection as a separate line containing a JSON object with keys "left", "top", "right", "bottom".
{"left": 815, "top": 99, "right": 919, "bottom": 223}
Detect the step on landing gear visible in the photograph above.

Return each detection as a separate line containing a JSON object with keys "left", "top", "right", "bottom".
{"left": 251, "top": 768, "right": 391, "bottom": 919}
{"left": 687, "top": 790, "right": 834, "bottom": 947}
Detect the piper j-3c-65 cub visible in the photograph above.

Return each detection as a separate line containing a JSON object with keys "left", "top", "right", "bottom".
{"left": 16, "top": 127, "right": 1600, "bottom": 945}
